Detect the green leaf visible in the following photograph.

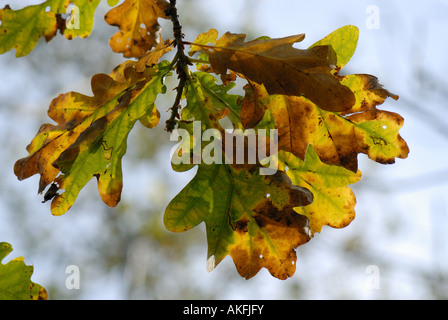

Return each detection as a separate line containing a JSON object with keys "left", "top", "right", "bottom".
{"left": 0, "top": 242, "right": 48, "bottom": 300}
{"left": 51, "top": 65, "right": 167, "bottom": 215}
{"left": 0, "top": 0, "right": 100, "bottom": 57}
{"left": 164, "top": 162, "right": 313, "bottom": 279}
{"left": 182, "top": 71, "right": 242, "bottom": 129}
{"left": 14, "top": 59, "right": 172, "bottom": 215}
{"left": 170, "top": 71, "right": 243, "bottom": 173}
{"left": 310, "top": 25, "right": 359, "bottom": 71}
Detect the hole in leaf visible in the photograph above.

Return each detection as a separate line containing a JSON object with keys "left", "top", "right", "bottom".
{"left": 45, "top": 6, "right": 50, "bottom": 12}
{"left": 382, "top": 125, "right": 387, "bottom": 129}
{"left": 266, "top": 193, "right": 270, "bottom": 198}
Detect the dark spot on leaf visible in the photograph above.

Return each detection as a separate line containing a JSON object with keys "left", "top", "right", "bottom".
{"left": 372, "top": 136, "right": 387, "bottom": 146}
{"left": 42, "top": 183, "right": 59, "bottom": 203}
{"left": 235, "top": 218, "right": 249, "bottom": 233}
{"left": 339, "top": 156, "right": 350, "bottom": 167}
{"left": 333, "top": 65, "right": 342, "bottom": 75}
{"left": 253, "top": 214, "right": 265, "bottom": 228}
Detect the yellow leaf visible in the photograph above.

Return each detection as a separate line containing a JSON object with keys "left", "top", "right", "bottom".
{"left": 275, "top": 146, "right": 362, "bottom": 234}
{"left": 264, "top": 73, "right": 408, "bottom": 172}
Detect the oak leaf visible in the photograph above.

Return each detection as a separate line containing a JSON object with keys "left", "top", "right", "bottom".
{"left": 263, "top": 79, "right": 408, "bottom": 172}
{"left": 181, "top": 71, "right": 241, "bottom": 129}
{"left": 0, "top": 0, "right": 100, "bottom": 57}
{"left": 63, "top": 0, "right": 102, "bottom": 40}
{"left": 0, "top": 242, "right": 48, "bottom": 300}
{"left": 170, "top": 70, "right": 242, "bottom": 173}
{"left": 274, "top": 145, "right": 362, "bottom": 234}
{"left": 188, "top": 28, "right": 355, "bottom": 112}
{"left": 105, "top": 0, "right": 170, "bottom": 58}
{"left": 309, "top": 24, "right": 359, "bottom": 71}
{"left": 240, "top": 80, "right": 270, "bottom": 129}
{"left": 14, "top": 57, "right": 171, "bottom": 215}
{"left": 164, "top": 163, "right": 312, "bottom": 279}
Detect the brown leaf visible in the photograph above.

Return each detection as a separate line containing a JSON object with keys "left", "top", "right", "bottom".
{"left": 105, "top": 0, "right": 170, "bottom": 58}
{"left": 190, "top": 30, "right": 356, "bottom": 112}
{"left": 134, "top": 40, "right": 173, "bottom": 72}
{"left": 228, "top": 170, "right": 312, "bottom": 279}
{"left": 240, "top": 81, "right": 267, "bottom": 129}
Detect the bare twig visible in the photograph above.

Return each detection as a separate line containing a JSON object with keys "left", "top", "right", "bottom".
{"left": 165, "top": 0, "right": 191, "bottom": 132}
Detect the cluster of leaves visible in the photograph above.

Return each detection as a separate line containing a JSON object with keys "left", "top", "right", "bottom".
{"left": 3, "top": 0, "right": 408, "bottom": 281}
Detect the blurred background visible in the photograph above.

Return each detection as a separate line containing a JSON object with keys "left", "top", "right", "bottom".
{"left": 0, "top": 0, "right": 447, "bottom": 299}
